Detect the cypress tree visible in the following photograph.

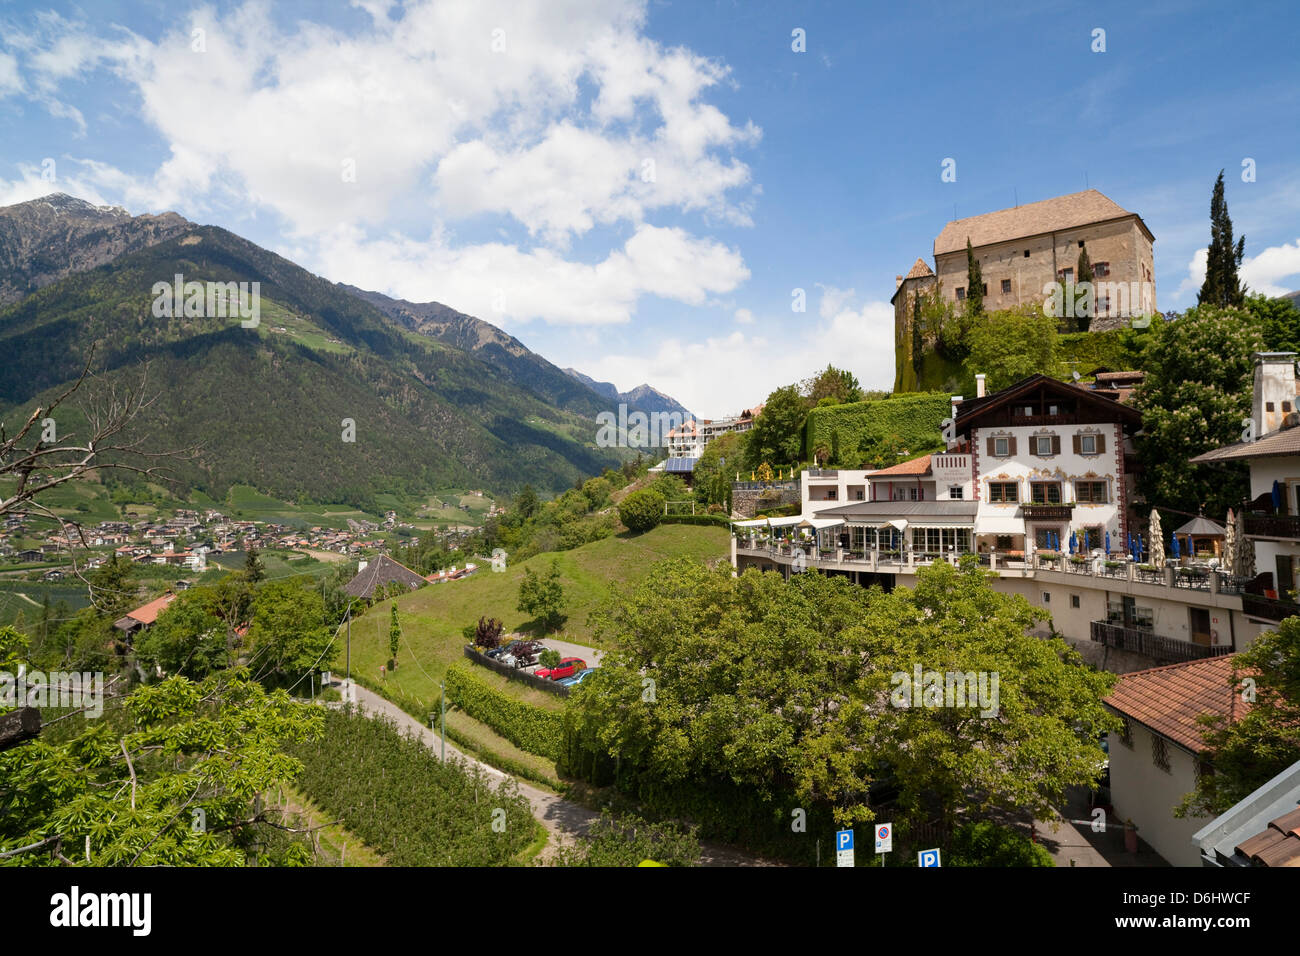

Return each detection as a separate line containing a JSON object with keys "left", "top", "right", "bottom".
{"left": 1076, "top": 245, "right": 1095, "bottom": 333}
{"left": 965, "top": 238, "right": 984, "bottom": 315}
{"left": 1198, "top": 169, "right": 1247, "bottom": 308}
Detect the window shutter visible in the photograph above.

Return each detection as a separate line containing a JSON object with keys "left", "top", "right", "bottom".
{"left": 1008, "top": 437, "right": 1017, "bottom": 456}
{"left": 1072, "top": 434, "right": 1081, "bottom": 454}
{"left": 987, "top": 437, "right": 995, "bottom": 456}
{"left": 1051, "top": 435, "right": 1061, "bottom": 455}
{"left": 1095, "top": 434, "right": 1106, "bottom": 453}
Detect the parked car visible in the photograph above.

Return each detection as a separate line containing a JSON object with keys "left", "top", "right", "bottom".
{"left": 536, "top": 657, "right": 586, "bottom": 681}
{"left": 499, "top": 641, "right": 545, "bottom": 668}
{"left": 486, "top": 639, "right": 526, "bottom": 661}
{"left": 557, "top": 667, "right": 597, "bottom": 687}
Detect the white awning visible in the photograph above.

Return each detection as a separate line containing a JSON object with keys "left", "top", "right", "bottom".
{"left": 799, "top": 517, "right": 846, "bottom": 531}
{"left": 888, "top": 518, "right": 909, "bottom": 532}
{"left": 732, "top": 518, "right": 768, "bottom": 528}
{"left": 975, "top": 515, "right": 1026, "bottom": 535}
{"left": 766, "top": 516, "right": 803, "bottom": 528}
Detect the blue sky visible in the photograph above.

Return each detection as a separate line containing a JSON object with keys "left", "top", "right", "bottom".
{"left": 2, "top": 0, "right": 1298, "bottom": 416}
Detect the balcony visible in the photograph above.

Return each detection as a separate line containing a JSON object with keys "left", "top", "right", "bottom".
{"left": 1089, "top": 621, "right": 1233, "bottom": 664}
{"left": 1243, "top": 513, "right": 1300, "bottom": 541}
{"left": 1022, "top": 504, "right": 1075, "bottom": 520}
{"left": 1241, "top": 593, "right": 1300, "bottom": 622}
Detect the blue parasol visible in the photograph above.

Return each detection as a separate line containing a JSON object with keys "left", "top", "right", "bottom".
{"left": 1084, "top": 530, "right": 1090, "bottom": 553}
{"left": 1105, "top": 531, "right": 1111, "bottom": 556}
{"left": 1069, "top": 531, "right": 1077, "bottom": 555}
{"left": 1171, "top": 533, "right": 1180, "bottom": 559}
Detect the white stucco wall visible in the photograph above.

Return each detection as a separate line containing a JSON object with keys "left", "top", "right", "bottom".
{"left": 1107, "top": 723, "right": 1205, "bottom": 867}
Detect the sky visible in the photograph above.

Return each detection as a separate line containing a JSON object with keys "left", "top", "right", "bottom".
{"left": 1, "top": 0, "right": 1298, "bottom": 418}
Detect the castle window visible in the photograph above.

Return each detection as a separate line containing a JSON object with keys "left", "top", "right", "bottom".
{"left": 1001, "top": 279, "right": 1012, "bottom": 294}
{"left": 1094, "top": 261, "right": 1110, "bottom": 277}
{"left": 1058, "top": 267, "right": 1074, "bottom": 282}
{"left": 1024, "top": 249, "right": 1030, "bottom": 257}
{"left": 1078, "top": 240, "right": 1085, "bottom": 248}
{"left": 956, "top": 287, "right": 966, "bottom": 300}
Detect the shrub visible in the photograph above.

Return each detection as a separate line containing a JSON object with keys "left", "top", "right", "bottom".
{"left": 619, "top": 488, "right": 665, "bottom": 534}
{"left": 444, "top": 661, "right": 563, "bottom": 759}
{"left": 949, "top": 821, "right": 1055, "bottom": 867}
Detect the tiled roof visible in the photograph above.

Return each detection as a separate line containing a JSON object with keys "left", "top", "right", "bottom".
{"left": 1235, "top": 807, "right": 1300, "bottom": 866}
{"left": 125, "top": 592, "right": 176, "bottom": 626}
{"left": 903, "top": 257, "right": 935, "bottom": 280}
{"left": 1104, "top": 655, "right": 1247, "bottom": 753}
{"left": 934, "top": 189, "right": 1140, "bottom": 257}
{"left": 343, "top": 554, "right": 428, "bottom": 599}
{"left": 1190, "top": 425, "right": 1300, "bottom": 464}
{"left": 870, "top": 453, "right": 933, "bottom": 477}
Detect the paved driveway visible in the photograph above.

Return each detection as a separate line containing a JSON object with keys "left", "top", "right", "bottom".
{"left": 334, "top": 678, "right": 774, "bottom": 866}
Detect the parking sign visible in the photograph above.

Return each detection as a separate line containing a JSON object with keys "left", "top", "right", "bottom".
{"left": 875, "top": 823, "right": 892, "bottom": 853}
{"left": 918, "top": 848, "right": 941, "bottom": 867}
{"left": 836, "top": 829, "right": 854, "bottom": 867}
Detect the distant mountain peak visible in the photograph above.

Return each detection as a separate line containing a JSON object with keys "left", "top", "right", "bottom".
{"left": 562, "top": 368, "right": 692, "bottom": 420}
{"left": 0, "top": 192, "right": 190, "bottom": 306}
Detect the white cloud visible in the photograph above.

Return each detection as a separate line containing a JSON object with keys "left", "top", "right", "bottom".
{"left": 298, "top": 222, "right": 749, "bottom": 327}
{"left": 0, "top": 161, "right": 113, "bottom": 207}
{"left": 1175, "top": 240, "right": 1300, "bottom": 301}
{"left": 579, "top": 288, "right": 896, "bottom": 416}
{"left": 1243, "top": 239, "right": 1300, "bottom": 297}
{"left": 733, "top": 307, "right": 753, "bottom": 324}
{"left": 2, "top": 0, "right": 760, "bottom": 327}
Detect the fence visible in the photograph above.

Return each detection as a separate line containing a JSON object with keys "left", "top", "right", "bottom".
{"left": 463, "top": 645, "right": 571, "bottom": 697}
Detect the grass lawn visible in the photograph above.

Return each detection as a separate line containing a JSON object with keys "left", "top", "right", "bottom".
{"left": 341, "top": 524, "right": 728, "bottom": 712}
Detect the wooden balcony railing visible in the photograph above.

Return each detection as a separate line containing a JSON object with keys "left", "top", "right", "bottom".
{"left": 1241, "top": 593, "right": 1300, "bottom": 622}
{"left": 1089, "top": 621, "right": 1232, "bottom": 664}
{"left": 1243, "top": 513, "right": 1300, "bottom": 540}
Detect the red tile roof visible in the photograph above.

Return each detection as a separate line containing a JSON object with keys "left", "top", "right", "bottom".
{"left": 1104, "top": 655, "right": 1248, "bottom": 753}
{"left": 870, "top": 453, "right": 933, "bottom": 477}
{"left": 125, "top": 592, "right": 177, "bottom": 626}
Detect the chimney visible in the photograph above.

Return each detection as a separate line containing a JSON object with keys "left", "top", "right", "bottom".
{"left": 896, "top": 275, "right": 903, "bottom": 290}
{"left": 1252, "top": 352, "right": 1298, "bottom": 438}
{"left": 975, "top": 373, "right": 986, "bottom": 398}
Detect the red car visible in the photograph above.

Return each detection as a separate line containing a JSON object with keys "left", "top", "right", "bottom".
{"left": 536, "top": 657, "right": 586, "bottom": 681}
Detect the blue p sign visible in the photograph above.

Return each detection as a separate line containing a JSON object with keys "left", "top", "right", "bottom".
{"left": 836, "top": 829, "right": 854, "bottom": 851}
{"left": 918, "top": 848, "right": 941, "bottom": 867}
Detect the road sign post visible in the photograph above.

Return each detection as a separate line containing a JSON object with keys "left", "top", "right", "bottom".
{"left": 875, "top": 822, "right": 892, "bottom": 865}
{"left": 835, "top": 829, "right": 855, "bottom": 867}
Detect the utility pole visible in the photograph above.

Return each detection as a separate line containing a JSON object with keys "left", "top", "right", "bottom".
{"left": 346, "top": 608, "right": 351, "bottom": 703}
{"left": 439, "top": 680, "right": 446, "bottom": 762}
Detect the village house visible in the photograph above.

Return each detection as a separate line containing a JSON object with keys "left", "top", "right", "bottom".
{"left": 1103, "top": 655, "right": 1246, "bottom": 867}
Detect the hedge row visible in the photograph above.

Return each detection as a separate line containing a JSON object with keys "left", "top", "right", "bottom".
{"left": 444, "top": 661, "right": 564, "bottom": 760}
{"left": 803, "top": 392, "right": 950, "bottom": 467}
{"left": 660, "top": 513, "right": 732, "bottom": 528}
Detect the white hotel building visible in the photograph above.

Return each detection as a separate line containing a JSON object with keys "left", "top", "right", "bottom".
{"left": 734, "top": 374, "right": 1275, "bottom": 672}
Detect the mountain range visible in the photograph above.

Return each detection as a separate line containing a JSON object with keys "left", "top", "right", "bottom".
{"left": 562, "top": 369, "right": 693, "bottom": 420}
{"left": 0, "top": 194, "right": 689, "bottom": 504}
